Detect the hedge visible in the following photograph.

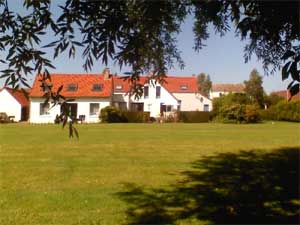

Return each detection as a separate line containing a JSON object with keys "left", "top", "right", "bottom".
{"left": 260, "top": 100, "right": 300, "bottom": 122}
{"left": 178, "top": 111, "right": 211, "bottom": 123}
{"left": 100, "top": 106, "right": 150, "bottom": 123}
{"left": 122, "top": 111, "right": 150, "bottom": 123}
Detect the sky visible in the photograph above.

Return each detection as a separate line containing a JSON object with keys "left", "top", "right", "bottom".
{"left": 0, "top": 3, "right": 290, "bottom": 93}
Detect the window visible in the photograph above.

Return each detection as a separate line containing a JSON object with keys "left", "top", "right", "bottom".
{"left": 40, "top": 103, "right": 50, "bottom": 115}
{"left": 180, "top": 85, "right": 188, "bottom": 90}
{"left": 89, "top": 103, "right": 100, "bottom": 116}
{"left": 166, "top": 105, "right": 173, "bottom": 112}
{"left": 204, "top": 104, "right": 209, "bottom": 112}
{"left": 116, "top": 85, "right": 123, "bottom": 90}
{"left": 156, "top": 86, "right": 161, "bottom": 98}
{"left": 144, "top": 86, "right": 149, "bottom": 98}
{"left": 40, "top": 83, "right": 52, "bottom": 92}
{"left": 92, "top": 84, "right": 103, "bottom": 92}
{"left": 66, "top": 83, "right": 78, "bottom": 92}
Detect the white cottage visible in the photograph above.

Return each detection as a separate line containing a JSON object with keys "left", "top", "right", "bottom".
{"left": 0, "top": 87, "right": 29, "bottom": 121}
{"left": 112, "top": 75, "right": 212, "bottom": 117}
{"left": 29, "top": 72, "right": 112, "bottom": 123}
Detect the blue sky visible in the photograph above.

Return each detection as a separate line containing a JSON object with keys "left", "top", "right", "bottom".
{"left": 0, "top": 4, "right": 289, "bottom": 93}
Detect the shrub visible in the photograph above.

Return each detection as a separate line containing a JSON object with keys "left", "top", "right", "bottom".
{"left": 212, "top": 93, "right": 261, "bottom": 123}
{"left": 245, "top": 104, "right": 261, "bottom": 123}
{"left": 121, "top": 111, "right": 150, "bottom": 123}
{"left": 100, "top": 106, "right": 127, "bottom": 123}
{"left": 178, "top": 111, "right": 211, "bottom": 123}
{"left": 217, "top": 104, "right": 246, "bottom": 123}
{"left": 261, "top": 100, "right": 300, "bottom": 122}
{"left": 0, "top": 112, "right": 10, "bottom": 123}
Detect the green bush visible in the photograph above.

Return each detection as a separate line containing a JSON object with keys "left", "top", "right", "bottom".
{"left": 0, "top": 112, "right": 10, "bottom": 123}
{"left": 245, "top": 104, "right": 261, "bottom": 123}
{"left": 217, "top": 104, "right": 246, "bottom": 123}
{"left": 100, "top": 106, "right": 127, "bottom": 123}
{"left": 178, "top": 111, "right": 211, "bottom": 123}
{"left": 212, "top": 93, "right": 261, "bottom": 123}
{"left": 261, "top": 100, "right": 300, "bottom": 122}
{"left": 121, "top": 111, "right": 150, "bottom": 123}
{"left": 100, "top": 106, "right": 150, "bottom": 123}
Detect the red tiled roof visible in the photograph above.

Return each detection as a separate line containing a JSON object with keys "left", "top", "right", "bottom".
{"left": 1, "top": 87, "right": 29, "bottom": 106}
{"left": 271, "top": 90, "right": 300, "bottom": 101}
{"left": 212, "top": 83, "right": 245, "bottom": 93}
{"left": 30, "top": 74, "right": 112, "bottom": 98}
{"left": 113, "top": 76, "right": 148, "bottom": 93}
{"left": 113, "top": 76, "right": 198, "bottom": 93}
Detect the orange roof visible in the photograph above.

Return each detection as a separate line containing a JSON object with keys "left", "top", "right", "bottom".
{"left": 30, "top": 74, "right": 112, "bottom": 98}
{"left": 271, "top": 90, "right": 300, "bottom": 101}
{"left": 1, "top": 87, "right": 29, "bottom": 106}
{"left": 113, "top": 76, "right": 148, "bottom": 93}
{"left": 113, "top": 76, "right": 198, "bottom": 93}
{"left": 212, "top": 83, "right": 245, "bottom": 93}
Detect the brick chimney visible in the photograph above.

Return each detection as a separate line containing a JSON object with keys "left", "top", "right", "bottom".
{"left": 103, "top": 68, "right": 110, "bottom": 80}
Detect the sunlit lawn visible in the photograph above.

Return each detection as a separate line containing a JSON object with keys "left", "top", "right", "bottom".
{"left": 0, "top": 122, "right": 299, "bottom": 224}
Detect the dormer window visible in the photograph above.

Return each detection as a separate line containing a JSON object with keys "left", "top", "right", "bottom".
{"left": 40, "top": 83, "right": 52, "bottom": 92}
{"left": 92, "top": 84, "right": 103, "bottom": 92}
{"left": 180, "top": 85, "right": 188, "bottom": 90}
{"left": 116, "top": 85, "right": 123, "bottom": 90}
{"left": 66, "top": 83, "right": 78, "bottom": 92}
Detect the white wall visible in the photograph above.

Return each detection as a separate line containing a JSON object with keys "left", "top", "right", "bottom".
{"left": 174, "top": 93, "right": 212, "bottom": 111}
{"left": 0, "top": 89, "right": 22, "bottom": 121}
{"left": 29, "top": 97, "right": 111, "bottom": 123}
{"left": 131, "top": 83, "right": 178, "bottom": 117}
{"left": 210, "top": 91, "right": 227, "bottom": 99}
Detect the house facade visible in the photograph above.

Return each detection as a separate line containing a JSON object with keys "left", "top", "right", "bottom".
{"left": 210, "top": 83, "right": 245, "bottom": 99}
{"left": 0, "top": 87, "right": 29, "bottom": 121}
{"left": 112, "top": 76, "right": 212, "bottom": 117}
{"left": 29, "top": 71, "right": 212, "bottom": 123}
{"left": 29, "top": 72, "right": 112, "bottom": 123}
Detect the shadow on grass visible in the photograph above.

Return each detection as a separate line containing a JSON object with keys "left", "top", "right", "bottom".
{"left": 117, "top": 147, "right": 300, "bottom": 225}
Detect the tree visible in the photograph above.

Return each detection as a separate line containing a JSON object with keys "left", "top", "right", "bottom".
{"left": 0, "top": 1, "right": 299, "bottom": 134}
{"left": 244, "top": 69, "right": 264, "bottom": 107}
{"left": 197, "top": 73, "right": 212, "bottom": 97}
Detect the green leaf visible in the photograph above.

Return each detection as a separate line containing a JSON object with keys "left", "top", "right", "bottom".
{"left": 281, "top": 50, "right": 295, "bottom": 60}
{"left": 289, "top": 62, "right": 300, "bottom": 82}
{"left": 282, "top": 61, "right": 291, "bottom": 80}
{"left": 289, "top": 83, "right": 299, "bottom": 98}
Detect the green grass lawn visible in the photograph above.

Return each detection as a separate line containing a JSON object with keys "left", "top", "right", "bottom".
{"left": 0, "top": 122, "right": 299, "bottom": 225}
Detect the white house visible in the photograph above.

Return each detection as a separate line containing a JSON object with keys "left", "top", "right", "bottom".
{"left": 29, "top": 70, "right": 212, "bottom": 123}
{"left": 210, "top": 83, "right": 245, "bottom": 99}
{"left": 29, "top": 71, "right": 112, "bottom": 123}
{"left": 112, "top": 75, "right": 212, "bottom": 117}
{"left": 0, "top": 87, "right": 29, "bottom": 121}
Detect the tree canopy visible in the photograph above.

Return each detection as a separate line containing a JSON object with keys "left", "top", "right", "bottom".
{"left": 244, "top": 69, "right": 264, "bottom": 107}
{"left": 0, "top": 1, "right": 298, "bottom": 89}
{"left": 197, "top": 72, "right": 211, "bottom": 97}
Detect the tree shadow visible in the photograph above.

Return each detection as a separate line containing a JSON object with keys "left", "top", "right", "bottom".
{"left": 117, "top": 147, "right": 300, "bottom": 225}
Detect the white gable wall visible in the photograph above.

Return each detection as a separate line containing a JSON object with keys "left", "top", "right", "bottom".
{"left": 30, "top": 97, "right": 111, "bottom": 123}
{"left": 174, "top": 93, "right": 212, "bottom": 111}
{"left": 0, "top": 89, "right": 22, "bottom": 121}
{"left": 131, "top": 83, "right": 178, "bottom": 117}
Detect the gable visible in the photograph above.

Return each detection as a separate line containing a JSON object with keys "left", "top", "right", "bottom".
{"left": 0, "top": 88, "right": 29, "bottom": 106}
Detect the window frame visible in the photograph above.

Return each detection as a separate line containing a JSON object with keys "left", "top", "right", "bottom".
{"left": 89, "top": 103, "right": 100, "bottom": 116}
{"left": 39, "top": 103, "right": 50, "bottom": 116}
{"left": 144, "top": 86, "right": 149, "bottom": 98}
{"left": 156, "top": 86, "right": 161, "bottom": 98}
{"left": 66, "top": 83, "right": 78, "bottom": 92}
{"left": 92, "top": 84, "right": 103, "bottom": 92}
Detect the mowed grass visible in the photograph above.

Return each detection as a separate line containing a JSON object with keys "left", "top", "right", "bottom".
{"left": 0, "top": 122, "right": 299, "bottom": 225}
